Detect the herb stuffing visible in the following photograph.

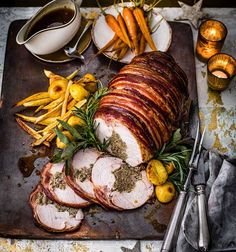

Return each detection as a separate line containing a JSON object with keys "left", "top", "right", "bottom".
{"left": 55, "top": 205, "right": 78, "bottom": 218}
{"left": 52, "top": 88, "right": 109, "bottom": 175}
{"left": 112, "top": 164, "right": 144, "bottom": 193}
{"left": 50, "top": 172, "right": 66, "bottom": 190}
{"left": 36, "top": 192, "right": 53, "bottom": 205}
{"left": 110, "top": 131, "right": 127, "bottom": 160}
{"left": 36, "top": 191, "right": 78, "bottom": 217}
{"left": 74, "top": 164, "right": 93, "bottom": 182}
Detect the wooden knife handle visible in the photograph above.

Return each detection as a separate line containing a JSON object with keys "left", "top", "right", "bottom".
{"left": 196, "top": 184, "right": 210, "bottom": 252}
{"left": 161, "top": 191, "right": 188, "bottom": 252}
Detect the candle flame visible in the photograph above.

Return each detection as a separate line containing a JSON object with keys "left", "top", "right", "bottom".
{"left": 212, "top": 70, "right": 228, "bottom": 79}
{"left": 210, "top": 29, "right": 217, "bottom": 37}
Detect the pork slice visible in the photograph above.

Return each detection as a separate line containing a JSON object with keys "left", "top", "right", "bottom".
{"left": 94, "top": 110, "right": 153, "bottom": 167}
{"left": 111, "top": 170, "right": 154, "bottom": 209}
{"left": 91, "top": 156, "right": 124, "bottom": 210}
{"left": 66, "top": 148, "right": 102, "bottom": 202}
{"left": 29, "top": 184, "right": 84, "bottom": 232}
{"left": 92, "top": 156, "right": 154, "bottom": 210}
{"left": 41, "top": 162, "right": 91, "bottom": 208}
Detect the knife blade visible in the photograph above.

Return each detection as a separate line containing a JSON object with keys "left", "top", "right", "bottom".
{"left": 193, "top": 154, "right": 210, "bottom": 252}
{"left": 193, "top": 154, "right": 206, "bottom": 186}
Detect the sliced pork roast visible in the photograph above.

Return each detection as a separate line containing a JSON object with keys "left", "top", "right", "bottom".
{"left": 29, "top": 184, "right": 84, "bottom": 232}
{"left": 94, "top": 51, "right": 188, "bottom": 166}
{"left": 41, "top": 162, "right": 91, "bottom": 208}
{"left": 91, "top": 156, "right": 154, "bottom": 210}
{"left": 66, "top": 148, "right": 103, "bottom": 202}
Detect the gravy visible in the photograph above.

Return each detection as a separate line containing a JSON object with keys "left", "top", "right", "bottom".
{"left": 27, "top": 7, "right": 74, "bottom": 38}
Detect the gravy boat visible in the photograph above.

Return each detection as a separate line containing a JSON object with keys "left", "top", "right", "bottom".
{"left": 16, "top": 0, "right": 81, "bottom": 55}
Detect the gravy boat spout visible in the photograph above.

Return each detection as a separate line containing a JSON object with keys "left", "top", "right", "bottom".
{"left": 16, "top": 0, "right": 81, "bottom": 55}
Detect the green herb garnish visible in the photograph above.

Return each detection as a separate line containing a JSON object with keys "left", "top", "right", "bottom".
{"left": 154, "top": 129, "right": 192, "bottom": 191}
{"left": 52, "top": 87, "right": 109, "bottom": 175}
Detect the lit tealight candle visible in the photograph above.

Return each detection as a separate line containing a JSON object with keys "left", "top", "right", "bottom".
{"left": 211, "top": 70, "right": 228, "bottom": 79}
{"left": 196, "top": 20, "right": 227, "bottom": 62}
{"left": 207, "top": 53, "right": 236, "bottom": 91}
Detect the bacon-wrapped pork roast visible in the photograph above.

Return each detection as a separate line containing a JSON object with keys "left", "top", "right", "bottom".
{"left": 95, "top": 51, "right": 188, "bottom": 166}
{"left": 29, "top": 51, "right": 188, "bottom": 233}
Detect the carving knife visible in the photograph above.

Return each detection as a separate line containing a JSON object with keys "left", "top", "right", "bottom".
{"left": 161, "top": 122, "right": 201, "bottom": 252}
{"left": 193, "top": 153, "right": 210, "bottom": 251}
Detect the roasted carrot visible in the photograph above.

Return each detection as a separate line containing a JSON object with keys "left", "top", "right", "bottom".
{"left": 139, "top": 34, "right": 146, "bottom": 54}
{"left": 66, "top": 99, "right": 77, "bottom": 111}
{"left": 133, "top": 8, "right": 157, "bottom": 51}
{"left": 35, "top": 102, "right": 62, "bottom": 124}
{"left": 105, "top": 14, "right": 128, "bottom": 45}
{"left": 31, "top": 132, "right": 51, "bottom": 147}
{"left": 96, "top": 0, "right": 129, "bottom": 46}
{"left": 139, "top": 15, "right": 147, "bottom": 54}
{"left": 34, "top": 104, "right": 44, "bottom": 114}
{"left": 117, "top": 13, "right": 132, "bottom": 48}
{"left": 123, "top": 7, "right": 139, "bottom": 55}
{"left": 13, "top": 92, "right": 49, "bottom": 107}
{"left": 113, "top": 38, "right": 122, "bottom": 50}
{"left": 113, "top": 38, "right": 126, "bottom": 51}
{"left": 117, "top": 45, "right": 129, "bottom": 59}
{"left": 15, "top": 117, "right": 50, "bottom": 147}
{"left": 66, "top": 68, "right": 80, "bottom": 80}
{"left": 23, "top": 97, "right": 52, "bottom": 107}
{"left": 61, "top": 80, "right": 72, "bottom": 117}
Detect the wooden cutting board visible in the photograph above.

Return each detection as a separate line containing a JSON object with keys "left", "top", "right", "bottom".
{"left": 0, "top": 20, "right": 197, "bottom": 240}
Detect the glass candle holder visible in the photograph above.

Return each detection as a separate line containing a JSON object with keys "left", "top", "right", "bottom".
{"left": 207, "top": 53, "right": 236, "bottom": 91}
{"left": 196, "top": 19, "right": 227, "bottom": 62}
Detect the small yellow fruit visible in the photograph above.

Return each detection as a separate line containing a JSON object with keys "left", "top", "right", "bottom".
{"left": 146, "top": 159, "right": 168, "bottom": 185}
{"left": 83, "top": 73, "right": 96, "bottom": 82}
{"left": 67, "top": 116, "right": 85, "bottom": 127}
{"left": 165, "top": 162, "right": 175, "bottom": 174}
{"left": 69, "top": 84, "right": 89, "bottom": 101}
{"left": 48, "top": 79, "right": 68, "bottom": 100}
{"left": 56, "top": 131, "right": 73, "bottom": 149}
{"left": 155, "top": 182, "right": 176, "bottom": 203}
{"left": 84, "top": 81, "right": 98, "bottom": 93}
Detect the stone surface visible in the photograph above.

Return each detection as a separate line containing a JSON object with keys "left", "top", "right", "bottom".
{"left": 0, "top": 6, "right": 235, "bottom": 252}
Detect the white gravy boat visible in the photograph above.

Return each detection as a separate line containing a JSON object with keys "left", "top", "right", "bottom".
{"left": 16, "top": 0, "right": 81, "bottom": 55}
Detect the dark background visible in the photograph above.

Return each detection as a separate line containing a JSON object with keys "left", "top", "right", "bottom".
{"left": 0, "top": 0, "right": 236, "bottom": 7}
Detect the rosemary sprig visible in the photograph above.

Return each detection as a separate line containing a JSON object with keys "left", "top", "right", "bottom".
{"left": 154, "top": 129, "right": 192, "bottom": 191}
{"left": 52, "top": 87, "right": 109, "bottom": 175}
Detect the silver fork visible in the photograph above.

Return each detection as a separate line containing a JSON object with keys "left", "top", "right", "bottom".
{"left": 161, "top": 123, "right": 206, "bottom": 252}
{"left": 64, "top": 20, "right": 93, "bottom": 62}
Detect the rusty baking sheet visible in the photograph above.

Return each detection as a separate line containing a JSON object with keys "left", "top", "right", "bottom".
{"left": 0, "top": 20, "right": 197, "bottom": 239}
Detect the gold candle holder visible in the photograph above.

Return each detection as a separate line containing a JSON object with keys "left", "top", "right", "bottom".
{"left": 207, "top": 53, "right": 236, "bottom": 91}
{"left": 196, "top": 19, "right": 227, "bottom": 62}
